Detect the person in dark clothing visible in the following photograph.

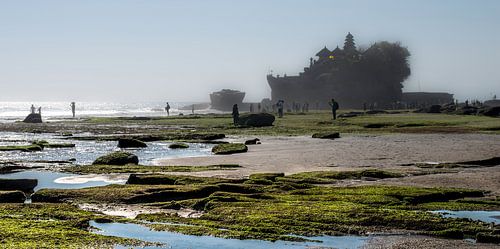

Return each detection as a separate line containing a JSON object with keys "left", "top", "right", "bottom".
{"left": 232, "top": 104, "right": 239, "bottom": 125}
{"left": 165, "top": 102, "right": 171, "bottom": 116}
{"left": 276, "top": 100, "right": 284, "bottom": 118}
{"left": 70, "top": 102, "right": 76, "bottom": 118}
{"left": 329, "top": 99, "right": 339, "bottom": 120}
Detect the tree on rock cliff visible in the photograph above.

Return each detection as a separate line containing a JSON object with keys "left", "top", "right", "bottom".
{"left": 360, "top": 41, "right": 411, "bottom": 103}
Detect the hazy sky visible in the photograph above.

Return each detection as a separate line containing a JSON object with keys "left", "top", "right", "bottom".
{"left": 1, "top": 0, "right": 499, "bottom": 102}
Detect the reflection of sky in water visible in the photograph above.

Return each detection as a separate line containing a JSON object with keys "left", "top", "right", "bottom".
{"left": 91, "top": 221, "right": 370, "bottom": 249}
{"left": 0, "top": 132, "right": 213, "bottom": 165}
{"left": 0, "top": 171, "right": 126, "bottom": 191}
{"left": 431, "top": 210, "right": 500, "bottom": 225}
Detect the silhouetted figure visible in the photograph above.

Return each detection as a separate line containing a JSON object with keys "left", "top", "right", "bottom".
{"left": 70, "top": 102, "right": 76, "bottom": 118}
{"left": 258, "top": 103, "right": 261, "bottom": 112}
{"left": 30, "top": 104, "right": 36, "bottom": 114}
{"left": 329, "top": 99, "right": 339, "bottom": 120}
{"left": 37, "top": 107, "right": 42, "bottom": 115}
{"left": 250, "top": 103, "right": 254, "bottom": 113}
{"left": 232, "top": 104, "right": 239, "bottom": 125}
{"left": 276, "top": 100, "right": 284, "bottom": 118}
{"left": 465, "top": 100, "right": 469, "bottom": 107}
{"left": 192, "top": 104, "right": 195, "bottom": 114}
{"left": 165, "top": 102, "right": 171, "bottom": 116}
{"left": 363, "top": 102, "right": 367, "bottom": 111}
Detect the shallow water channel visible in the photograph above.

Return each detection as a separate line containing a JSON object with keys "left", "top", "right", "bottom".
{"left": 431, "top": 210, "right": 500, "bottom": 225}
{"left": 90, "top": 221, "right": 371, "bottom": 249}
{"left": 0, "top": 132, "right": 214, "bottom": 165}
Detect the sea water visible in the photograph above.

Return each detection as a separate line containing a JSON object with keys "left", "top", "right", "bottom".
{"left": 0, "top": 132, "right": 214, "bottom": 165}
{"left": 0, "top": 101, "right": 220, "bottom": 123}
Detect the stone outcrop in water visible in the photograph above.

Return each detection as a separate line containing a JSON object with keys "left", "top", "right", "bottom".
{"left": 312, "top": 132, "right": 340, "bottom": 139}
{"left": 0, "top": 178, "right": 38, "bottom": 192}
{"left": 23, "top": 113, "right": 42, "bottom": 123}
{"left": 93, "top": 151, "right": 139, "bottom": 165}
{"left": 244, "top": 138, "right": 261, "bottom": 145}
{"left": 168, "top": 143, "right": 189, "bottom": 149}
{"left": 482, "top": 106, "right": 500, "bottom": 117}
{"left": 237, "top": 113, "right": 275, "bottom": 127}
{"left": 117, "top": 138, "right": 147, "bottom": 148}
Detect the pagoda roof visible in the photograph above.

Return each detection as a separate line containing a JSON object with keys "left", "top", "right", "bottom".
{"left": 331, "top": 46, "right": 344, "bottom": 56}
{"left": 315, "top": 46, "right": 331, "bottom": 57}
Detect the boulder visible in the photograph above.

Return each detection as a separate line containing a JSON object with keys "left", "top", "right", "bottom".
{"left": 237, "top": 113, "right": 275, "bottom": 127}
{"left": 118, "top": 138, "right": 147, "bottom": 148}
{"left": 93, "top": 151, "right": 139, "bottom": 165}
{"left": 212, "top": 143, "right": 248, "bottom": 155}
{"left": 23, "top": 113, "right": 42, "bottom": 123}
{"left": 428, "top": 105, "right": 442, "bottom": 113}
{"left": 169, "top": 143, "right": 189, "bottom": 149}
{"left": 312, "top": 132, "right": 340, "bottom": 139}
{"left": 0, "top": 179, "right": 38, "bottom": 192}
{"left": 483, "top": 106, "right": 500, "bottom": 117}
{"left": 0, "top": 190, "right": 26, "bottom": 203}
{"left": 244, "top": 138, "right": 261, "bottom": 145}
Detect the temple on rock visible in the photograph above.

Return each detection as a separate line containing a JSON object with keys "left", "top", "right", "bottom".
{"left": 267, "top": 33, "right": 424, "bottom": 109}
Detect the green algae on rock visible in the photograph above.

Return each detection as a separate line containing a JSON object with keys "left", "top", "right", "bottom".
{"left": 93, "top": 151, "right": 139, "bottom": 165}
{"left": 212, "top": 143, "right": 248, "bottom": 155}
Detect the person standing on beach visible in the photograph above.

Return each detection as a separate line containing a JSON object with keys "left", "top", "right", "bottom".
{"left": 165, "top": 102, "right": 171, "bottom": 116}
{"left": 329, "top": 99, "right": 339, "bottom": 120}
{"left": 192, "top": 104, "right": 195, "bottom": 115}
{"left": 232, "top": 104, "right": 239, "bottom": 126}
{"left": 30, "top": 104, "right": 36, "bottom": 114}
{"left": 37, "top": 106, "right": 42, "bottom": 115}
{"left": 276, "top": 100, "right": 284, "bottom": 118}
{"left": 70, "top": 102, "right": 76, "bottom": 118}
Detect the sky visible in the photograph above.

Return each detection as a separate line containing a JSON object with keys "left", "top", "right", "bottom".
{"left": 0, "top": 0, "right": 499, "bottom": 102}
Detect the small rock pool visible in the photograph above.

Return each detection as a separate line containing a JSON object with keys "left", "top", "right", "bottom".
{"left": 0, "top": 170, "right": 127, "bottom": 191}
{"left": 431, "top": 210, "right": 500, "bottom": 225}
{"left": 90, "top": 221, "right": 371, "bottom": 249}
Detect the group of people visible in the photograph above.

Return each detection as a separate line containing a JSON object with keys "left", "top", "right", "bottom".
{"left": 30, "top": 102, "right": 77, "bottom": 118}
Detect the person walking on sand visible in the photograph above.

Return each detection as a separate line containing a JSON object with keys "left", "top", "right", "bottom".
{"left": 165, "top": 102, "right": 171, "bottom": 116}
{"left": 30, "top": 104, "right": 36, "bottom": 114}
{"left": 329, "top": 98, "right": 339, "bottom": 120}
{"left": 232, "top": 104, "right": 239, "bottom": 126}
{"left": 70, "top": 102, "right": 76, "bottom": 118}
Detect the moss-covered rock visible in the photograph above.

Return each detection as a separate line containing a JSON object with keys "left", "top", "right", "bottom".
{"left": 212, "top": 143, "right": 248, "bottom": 155}
{"left": 249, "top": 173, "right": 285, "bottom": 182}
{"left": 237, "top": 113, "right": 275, "bottom": 127}
{"left": 0, "top": 144, "right": 43, "bottom": 152}
{"left": 169, "top": 143, "right": 189, "bottom": 149}
{"left": 117, "top": 138, "right": 147, "bottom": 148}
{"left": 93, "top": 151, "right": 139, "bottom": 165}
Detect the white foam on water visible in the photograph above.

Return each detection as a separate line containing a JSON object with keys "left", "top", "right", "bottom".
{"left": 54, "top": 175, "right": 127, "bottom": 184}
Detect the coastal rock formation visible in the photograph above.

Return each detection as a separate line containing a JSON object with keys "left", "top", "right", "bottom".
{"left": 210, "top": 89, "right": 245, "bottom": 111}
{"left": 212, "top": 143, "right": 248, "bottom": 155}
{"left": 93, "top": 151, "right": 139, "bottom": 165}
{"left": 237, "top": 113, "right": 275, "bottom": 127}
{"left": 0, "top": 190, "right": 26, "bottom": 203}
{"left": 23, "top": 113, "right": 42, "bottom": 123}
{"left": 169, "top": 143, "right": 189, "bottom": 149}
{"left": 244, "top": 138, "right": 261, "bottom": 145}
{"left": 117, "top": 138, "right": 147, "bottom": 148}
{"left": 312, "top": 132, "right": 340, "bottom": 139}
{"left": 483, "top": 106, "right": 500, "bottom": 117}
{"left": 0, "top": 179, "right": 38, "bottom": 192}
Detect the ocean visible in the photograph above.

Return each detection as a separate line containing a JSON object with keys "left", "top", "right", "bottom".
{"left": 0, "top": 101, "right": 220, "bottom": 123}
